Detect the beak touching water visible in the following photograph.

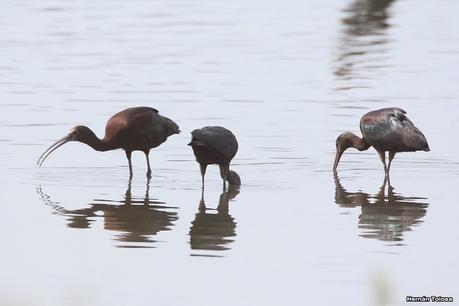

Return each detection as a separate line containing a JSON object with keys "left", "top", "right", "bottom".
{"left": 333, "top": 150, "right": 343, "bottom": 172}
{"left": 37, "top": 135, "right": 72, "bottom": 167}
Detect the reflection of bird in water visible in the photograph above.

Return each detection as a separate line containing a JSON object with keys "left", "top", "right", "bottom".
{"left": 37, "top": 107, "right": 180, "bottom": 179}
{"left": 37, "top": 180, "right": 178, "bottom": 248}
{"left": 334, "top": 173, "right": 428, "bottom": 243}
{"left": 189, "top": 187, "right": 239, "bottom": 254}
{"left": 334, "top": 0, "right": 396, "bottom": 83}
{"left": 334, "top": 107, "right": 429, "bottom": 177}
{"left": 342, "top": 0, "right": 395, "bottom": 36}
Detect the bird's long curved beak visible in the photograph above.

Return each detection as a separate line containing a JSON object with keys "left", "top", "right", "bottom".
{"left": 37, "top": 135, "right": 71, "bottom": 167}
{"left": 333, "top": 150, "right": 343, "bottom": 172}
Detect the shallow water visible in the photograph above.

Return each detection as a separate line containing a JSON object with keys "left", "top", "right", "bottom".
{"left": 1, "top": 0, "right": 459, "bottom": 305}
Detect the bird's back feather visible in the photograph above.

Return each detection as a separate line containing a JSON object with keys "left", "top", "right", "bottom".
{"left": 103, "top": 107, "right": 178, "bottom": 151}
{"left": 191, "top": 126, "right": 238, "bottom": 159}
{"left": 360, "top": 107, "right": 429, "bottom": 152}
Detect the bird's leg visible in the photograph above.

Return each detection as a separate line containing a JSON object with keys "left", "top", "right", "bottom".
{"left": 200, "top": 186, "right": 205, "bottom": 203}
{"left": 199, "top": 164, "right": 207, "bottom": 190}
{"left": 377, "top": 150, "right": 388, "bottom": 176}
{"left": 219, "top": 164, "right": 229, "bottom": 190}
{"left": 125, "top": 151, "right": 133, "bottom": 179}
{"left": 387, "top": 151, "right": 396, "bottom": 174}
{"left": 218, "top": 191, "right": 230, "bottom": 215}
{"left": 144, "top": 179, "right": 151, "bottom": 206}
{"left": 145, "top": 151, "right": 152, "bottom": 179}
{"left": 225, "top": 164, "right": 230, "bottom": 189}
{"left": 381, "top": 174, "right": 388, "bottom": 194}
{"left": 125, "top": 179, "right": 133, "bottom": 205}
{"left": 199, "top": 188, "right": 206, "bottom": 212}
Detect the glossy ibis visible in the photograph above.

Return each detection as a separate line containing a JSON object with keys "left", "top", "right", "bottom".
{"left": 188, "top": 126, "right": 241, "bottom": 188}
{"left": 333, "top": 107, "right": 429, "bottom": 176}
{"left": 37, "top": 107, "right": 180, "bottom": 178}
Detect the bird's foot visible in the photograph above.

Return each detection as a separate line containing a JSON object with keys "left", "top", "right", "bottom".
{"left": 146, "top": 170, "right": 152, "bottom": 179}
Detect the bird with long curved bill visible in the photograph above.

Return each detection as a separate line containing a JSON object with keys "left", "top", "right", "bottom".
{"left": 37, "top": 107, "right": 180, "bottom": 179}
{"left": 333, "top": 107, "right": 430, "bottom": 176}
{"left": 188, "top": 126, "right": 241, "bottom": 189}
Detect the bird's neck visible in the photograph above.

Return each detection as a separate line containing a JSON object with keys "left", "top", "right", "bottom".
{"left": 339, "top": 132, "right": 370, "bottom": 151}
{"left": 81, "top": 132, "right": 113, "bottom": 152}
{"left": 350, "top": 134, "right": 370, "bottom": 151}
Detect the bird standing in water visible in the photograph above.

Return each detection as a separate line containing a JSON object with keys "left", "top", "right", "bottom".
{"left": 188, "top": 126, "right": 241, "bottom": 189}
{"left": 38, "top": 107, "right": 180, "bottom": 179}
{"left": 333, "top": 107, "right": 429, "bottom": 176}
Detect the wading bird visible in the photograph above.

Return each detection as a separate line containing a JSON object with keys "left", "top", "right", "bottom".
{"left": 188, "top": 126, "right": 241, "bottom": 189}
{"left": 37, "top": 107, "right": 180, "bottom": 178}
{"left": 333, "top": 107, "right": 429, "bottom": 176}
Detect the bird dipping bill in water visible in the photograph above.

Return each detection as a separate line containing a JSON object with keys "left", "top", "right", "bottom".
{"left": 37, "top": 107, "right": 180, "bottom": 178}
{"left": 333, "top": 107, "right": 429, "bottom": 176}
{"left": 188, "top": 126, "right": 241, "bottom": 188}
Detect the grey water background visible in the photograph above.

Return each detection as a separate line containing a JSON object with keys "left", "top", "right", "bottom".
{"left": 1, "top": 0, "right": 459, "bottom": 305}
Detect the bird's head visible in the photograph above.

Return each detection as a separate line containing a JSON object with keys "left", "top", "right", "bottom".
{"left": 37, "top": 125, "right": 95, "bottom": 167}
{"left": 68, "top": 125, "right": 96, "bottom": 142}
{"left": 227, "top": 170, "right": 241, "bottom": 187}
{"left": 333, "top": 132, "right": 357, "bottom": 171}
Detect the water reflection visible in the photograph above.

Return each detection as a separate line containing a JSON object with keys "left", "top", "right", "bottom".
{"left": 37, "top": 181, "right": 178, "bottom": 248}
{"left": 189, "top": 187, "right": 239, "bottom": 256}
{"left": 334, "top": 174, "right": 428, "bottom": 244}
{"left": 335, "top": 0, "right": 395, "bottom": 83}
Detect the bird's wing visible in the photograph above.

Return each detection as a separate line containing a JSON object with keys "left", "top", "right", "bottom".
{"left": 191, "top": 126, "right": 238, "bottom": 159}
{"left": 399, "top": 125, "right": 430, "bottom": 151}
{"left": 360, "top": 108, "right": 428, "bottom": 151}
{"left": 104, "top": 107, "right": 158, "bottom": 142}
{"left": 125, "top": 107, "right": 158, "bottom": 130}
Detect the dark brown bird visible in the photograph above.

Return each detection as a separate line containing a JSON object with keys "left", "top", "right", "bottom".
{"left": 188, "top": 126, "right": 241, "bottom": 189}
{"left": 333, "top": 107, "right": 429, "bottom": 176}
{"left": 37, "top": 107, "right": 180, "bottom": 178}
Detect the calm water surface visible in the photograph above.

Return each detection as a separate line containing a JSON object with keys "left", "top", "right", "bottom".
{"left": 1, "top": 0, "right": 459, "bottom": 305}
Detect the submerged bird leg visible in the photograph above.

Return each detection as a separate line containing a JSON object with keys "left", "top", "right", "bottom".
{"left": 145, "top": 151, "right": 152, "bottom": 179}
{"left": 125, "top": 150, "right": 133, "bottom": 179}
{"left": 199, "top": 164, "right": 207, "bottom": 190}
{"left": 387, "top": 151, "right": 396, "bottom": 174}
{"left": 377, "top": 150, "right": 388, "bottom": 175}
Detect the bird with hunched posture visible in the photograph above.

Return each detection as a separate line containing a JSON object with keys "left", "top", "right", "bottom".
{"left": 333, "top": 107, "right": 429, "bottom": 176}
{"left": 37, "top": 107, "right": 180, "bottom": 178}
{"left": 188, "top": 126, "right": 241, "bottom": 189}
